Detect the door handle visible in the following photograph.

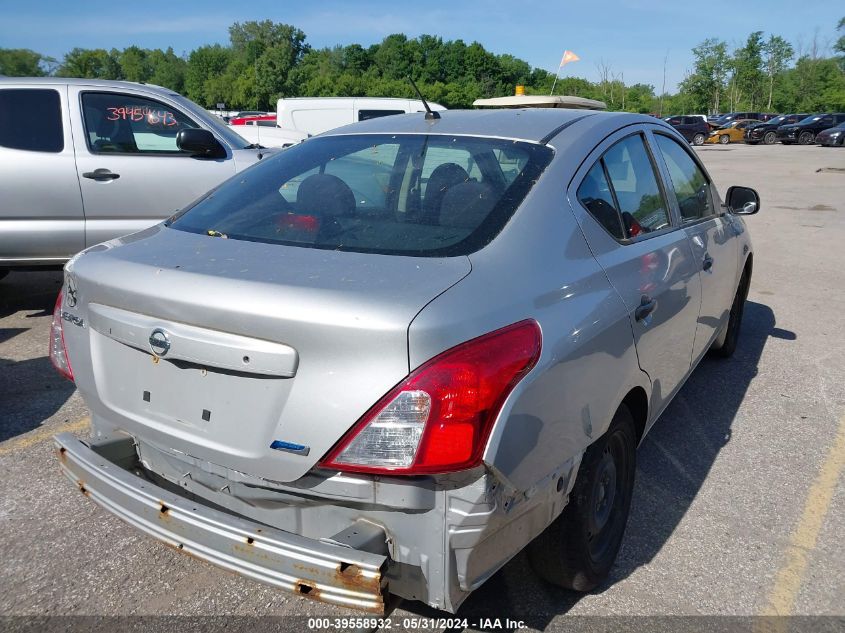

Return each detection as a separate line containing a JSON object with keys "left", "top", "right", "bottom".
{"left": 83, "top": 168, "right": 120, "bottom": 181}
{"left": 635, "top": 295, "right": 656, "bottom": 322}
{"left": 702, "top": 254, "right": 714, "bottom": 271}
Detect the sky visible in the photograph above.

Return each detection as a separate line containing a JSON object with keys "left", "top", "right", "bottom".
{"left": 1, "top": 0, "right": 840, "bottom": 92}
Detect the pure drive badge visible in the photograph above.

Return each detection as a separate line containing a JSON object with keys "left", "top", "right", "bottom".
{"left": 148, "top": 328, "right": 171, "bottom": 357}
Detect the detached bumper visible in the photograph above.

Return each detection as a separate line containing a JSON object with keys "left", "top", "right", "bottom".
{"left": 53, "top": 433, "right": 388, "bottom": 612}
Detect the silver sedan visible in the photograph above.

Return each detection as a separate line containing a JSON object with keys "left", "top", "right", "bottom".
{"left": 51, "top": 109, "right": 759, "bottom": 614}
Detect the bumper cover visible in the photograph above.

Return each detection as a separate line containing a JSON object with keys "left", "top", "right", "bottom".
{"left": 54, "top": 432, "right": 388, "bottom": 612}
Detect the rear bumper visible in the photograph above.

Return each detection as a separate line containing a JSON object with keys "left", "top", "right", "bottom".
{"left": 53, "top": 432, "right": 388, "bottom": 612}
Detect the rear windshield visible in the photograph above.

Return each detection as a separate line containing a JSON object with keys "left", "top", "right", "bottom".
{"left": 170, "top": 134, "right": 553, "bottom": 257}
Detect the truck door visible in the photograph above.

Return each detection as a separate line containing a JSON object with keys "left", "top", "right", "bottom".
{"left": 67, "top": 87, "right": 238, "bottom": 247}
{"left": 0, "top": 84, "right": 84, "bottom": 263}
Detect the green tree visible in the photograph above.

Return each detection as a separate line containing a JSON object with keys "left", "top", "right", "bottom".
{"left": 119, "top": 46, "right": 151, "bottom": 83}
{"left": 835, "top": 17, "right": 845, "bottom": 71}
{"left": 679, "top": 39, "right": 729, "bottom": 113}
{"left": 728, "top": 31, "right": 765, "bottom": 110}
{"left": 57, "top": 48, "right": 121, "bottom": 79}
{"left": 372, "top": 34, "right": 411, "bottom": 81}
{"left": 762, "top": 35, "right": 793, "bottom": 110}
{"left": 0, "top": 48, "right": 54, "bottom": 76}
{"left": 228, "top": 21, "right": 308, "bottom": 109}
{"left": 148, "top": 47, "right": 187, "bottom": 92}
{"left": 185, "top": 45, "right": 232, "bottom": 106}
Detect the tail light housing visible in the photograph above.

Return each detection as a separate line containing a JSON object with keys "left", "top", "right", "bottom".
{"left": 319, "top": 320, "right": 542, "bottom": 475}
{"left": 49, "top": 291, "right": 74, "bottom": 382}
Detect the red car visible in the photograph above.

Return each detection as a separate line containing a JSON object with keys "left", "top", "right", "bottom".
{"left": 229, "top": 114, "right": 277, "bottom": 126}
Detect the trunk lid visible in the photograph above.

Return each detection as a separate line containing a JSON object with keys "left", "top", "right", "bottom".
{"left": 69, "top": 226, "right": 471, "bottom": 482}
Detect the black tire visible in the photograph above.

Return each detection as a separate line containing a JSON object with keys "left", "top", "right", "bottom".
{"left": 763, "top": 131, "right": 777, "bottom": 145}
{"left": 798, "top": 131, "right": 815, "bottom": 145}
{"left": 712, "top": 269, "right": 750, "bottom": 358}
{"left": 528, "top": 404, "right": 636, "bottom": 591}
{"left": 692, "top": 133, "right": 705, "bottom": 146}
{"left": 719, "top": 134, "right": 730, "bottom": 145}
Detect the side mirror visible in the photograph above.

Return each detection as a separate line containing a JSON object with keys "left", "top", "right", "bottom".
{"left": 177, "top": 128, "right": 226, "bottom": 159}
{"left": 726, "top": 185, "right": 760, "bottom": 215}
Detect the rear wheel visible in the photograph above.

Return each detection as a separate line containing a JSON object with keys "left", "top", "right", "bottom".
{"left": 692, "top": 133, "right": 706, "bottom": 146}
{"left": 798, "top": 131, "right": 815, "bottom": 145}
{"left": 719, "top": 134, "right": 730, "bottom": 145}
{"left": 712, "top": 270, "right": 750, "bottom": 358}
{"left": 763, "top": 131, "right": 777, "bottom": 145}
{"left": 528, "top": 404, "right": 636, "bottom": 591}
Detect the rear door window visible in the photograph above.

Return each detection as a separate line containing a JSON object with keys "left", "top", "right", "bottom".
{"left": 0, "top": 88, "right": 63, "bottom": 152}
{"left": 81, "top": 92, "right": 199, "bottom": 154}
{"left": 654, "top": 134, "right": 714, "bottom": 223}
{"left": 601, "top": 135, "right": 671, "bottom": 236}
{"left": 577, "top": 162, "right": 625, "bottom": 239}
{"left": 171, "top": 134, "right": 553, "bottom": 257}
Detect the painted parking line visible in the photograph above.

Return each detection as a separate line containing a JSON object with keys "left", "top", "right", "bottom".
{"left": 761, "top": 412, "right": 845, "bottom": 615}
{"left": 0, "top": 416, "right": 90, "bottom": 457}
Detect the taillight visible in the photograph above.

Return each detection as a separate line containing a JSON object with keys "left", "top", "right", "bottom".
{"left": 319, "top": 320, "right": 542, "bottom": 475}
{"left": 49, "top": 291, "right": 74, "bottom": 382}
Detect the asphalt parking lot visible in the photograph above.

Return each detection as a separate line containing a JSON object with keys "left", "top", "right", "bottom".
{"left": 1, "top": 143, "right": 843, "bottom": 631}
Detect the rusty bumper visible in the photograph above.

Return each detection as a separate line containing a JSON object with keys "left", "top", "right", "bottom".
{"left": 53, "top": 433, "right": 388, "bottom": 612}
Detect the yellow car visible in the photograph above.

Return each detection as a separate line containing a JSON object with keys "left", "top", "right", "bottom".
{"left": 706, "top": 118, "right": 759, "bottom": 144}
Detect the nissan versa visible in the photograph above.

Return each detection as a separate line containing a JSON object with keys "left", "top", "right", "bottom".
{"left": 52, "top": 109, "right": 759, "bottom": 614}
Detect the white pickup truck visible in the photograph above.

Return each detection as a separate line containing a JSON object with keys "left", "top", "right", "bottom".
{"left": 0, "top": 78, "right": 268, "bottom": 279}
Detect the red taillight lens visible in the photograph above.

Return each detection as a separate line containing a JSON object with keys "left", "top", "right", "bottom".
{"left": 319, "top": 320, "right": 542, "bottom": 475}
{"left": 49, "top": 291, "right": 74, "bottom": 382}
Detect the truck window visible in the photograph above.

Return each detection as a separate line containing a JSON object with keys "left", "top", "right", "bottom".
{"left": 0, "top": 88, "right": 63, "bottom": 153}
{"left": 81, "top": 92, "right": 199, "bottom": 155}
{"left": 358, "top": 109, "right": 405, "bottom": 121}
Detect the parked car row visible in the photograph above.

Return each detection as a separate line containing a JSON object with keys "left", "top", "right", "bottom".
{"left": 771, "top": 113, "right": 845, "bottom": 146}
{"left": 707, "top": 112, "right": 778, "bottom": 128}
{"left": 664, "top": 111, "right": 845, "bottom": 146}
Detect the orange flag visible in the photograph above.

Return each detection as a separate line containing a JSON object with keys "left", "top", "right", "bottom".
{"left": 560, "top": 50, "right": 581, "bottom": 67}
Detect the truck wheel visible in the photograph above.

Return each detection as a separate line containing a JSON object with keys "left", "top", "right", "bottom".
{"left": 692, "top": 133, "right": 705, "bottom": 146}
{"left": 719, "top": 134, "right": 730, "bottom": 145}
{"left": 764, "top": 131, "right": 777, "bottom": 145}
{"left": 798, "top": 131, "right": 815, "bottom": 145}
{"left": 528, "top": 404, "right": 636, "bottom": 591}
{"left": 712, "top": 269, "right": 750, "bottom": 358}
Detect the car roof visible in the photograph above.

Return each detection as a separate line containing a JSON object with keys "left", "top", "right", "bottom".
{"left": 323, "top": 108, "right": 658, "bottom": 144}
{"left": 0, "top": 76, "right": 178, "bottom": 97}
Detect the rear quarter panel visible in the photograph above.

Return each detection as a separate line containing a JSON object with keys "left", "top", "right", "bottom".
{"left": 408, "top": 122, "right": 649, "bottom": 495}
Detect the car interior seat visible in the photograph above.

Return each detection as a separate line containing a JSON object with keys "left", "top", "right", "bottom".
{"left": 439, "top": 182, "right": 495, "bottom": 231}
{"left": 92, "top": 114, "right": 138, "bottom": 153}
{"left": 296, "top": 173, "right": 356, "bottom": 240}
{"left": 422, "top": 163, "right": 470, "bottom": 225}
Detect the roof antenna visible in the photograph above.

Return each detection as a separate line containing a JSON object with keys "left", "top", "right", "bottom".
{"left": 407, "top": 76, "right": 440, "bottom": 120}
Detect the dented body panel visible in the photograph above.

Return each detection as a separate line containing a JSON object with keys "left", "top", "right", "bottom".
{"left": 54, "top": 432, "right": 389, "bottom": 612}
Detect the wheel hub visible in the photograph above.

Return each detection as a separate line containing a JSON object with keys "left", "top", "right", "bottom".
{"left": 591, "top": 451, "right": 617, "bottom": 534}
